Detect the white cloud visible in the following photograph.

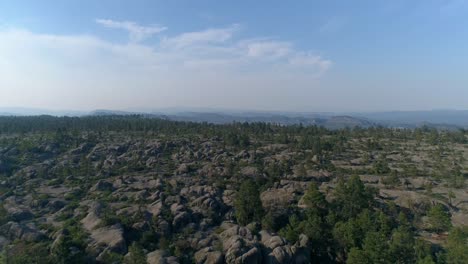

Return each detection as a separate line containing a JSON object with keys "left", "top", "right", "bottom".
{"left": 96, "top": 19, "right": 167, "bottom": 42}
{"left": 289, "top": 53, "right": 332, "bottom": 68}
{"left": 161, "top": 24, "right": 239, "bottom": 49}
{"left": 245, "top": 40, "right": 292, "bottom": 58}
{"left": 0, "top": 23, "right": 332, "bottom": 111}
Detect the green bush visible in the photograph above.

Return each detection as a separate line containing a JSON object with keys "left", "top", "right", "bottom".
{"left": 427, "top": 204, "right": 451, "bottom": 232}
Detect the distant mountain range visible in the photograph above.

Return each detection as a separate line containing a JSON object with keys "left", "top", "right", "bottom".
{"left": 355, "top": 110, "right": 468, "bottom": 128}
{"left": 1, "top": 107, "right": 467, "bottom": 130}
{"left": 0, "top": 107, "right": 87, "bottom": 116}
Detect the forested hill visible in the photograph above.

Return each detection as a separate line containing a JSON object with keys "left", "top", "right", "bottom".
{"left": 0, "top": 116, "right": 466, "bottom": 263}
{"left": 2, "top": 109, "right": 468, "bottom": 129}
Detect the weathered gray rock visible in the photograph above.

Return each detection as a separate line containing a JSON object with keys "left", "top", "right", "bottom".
{"left": 259, "top": 231, "right": 290, "bottom": 264}
{"left": 90, "top": 180, "right": 114, "bottom": 192}
{"left": 259, "top": 231, "right": 311, "bottom": 264}
{"left": 293, "top": 234, "right": 312, "bottom": 264}
{"left": 180, "top": 185, "right": 218, "bottom": 197}
{"left": 240, "top": 166, "right": 259, "bottom": 177}
{"left": 48, "top": 199, "right": 67, "bottom": 212}
{"left": 147, "top": 250, "right": 180, "bottom": 264}
{"left": 260, "top": 188, "right": 296, "bottom": 211}
{"left": 172, "top": 211, "right": 191, "bottom": 230}
{"left": 6, "top": 207, "right": 34, "bottom": 222}
{"left": 176, "top": 163, "right": 191, "bottom": 175}
{"left": 219, "top": 224, "right": 255, "bottom": 241}
{"left": 146, "top": 157, "right": 159, "bottom": 167}
{"left": 3, "top": 196, "right": 34, "bottom": 221}
{"left": 0, "top": 221, "right": 45, "bottom": 242}
{"left": 222, "top": 190, "right": 236, "bottom": 207}
{"left": 194, "top": 247, "right": 224, "bottom": 264}
{"left": 156, "top": 219, "right": 171, "bottom": 236}
{"left": 81, "top": 201, "right": 104, "bottom": 231}
{"left": 170, "top": 203, "right": 185, "bottom": 215}
{"left": 112, "top": 177, "right": 129, "bottom": 189}
{"left": 14, "top": 166, "right": 37, "bottom": 179}
{"left": 69, "top": 143, "right": 92, "bottom": 155}
{"left": 219, "top": 224, "right": 262, "bottom": 264}
{"left": 89, "top": 223, "right": 127, "bottom": 256}
{"left": 147, "top": 178, "right": 164, "bottom": 189}
{"left": 146, "top": 250, "right": 167, "bottom": 264}
{"left": 147, "top": 201, "right": 164, "bottom": 218}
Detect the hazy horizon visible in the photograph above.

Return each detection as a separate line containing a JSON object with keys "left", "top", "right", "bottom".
{"left": 2, "top": 105, "right": 468, "bottom": 116}
{"left": 1, "top": 0, "right": 468, "bottom": 112}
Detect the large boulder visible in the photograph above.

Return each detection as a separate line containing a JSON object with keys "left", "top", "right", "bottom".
{"left": 81, "top": 201, "right": 104, "bottom": 231}
{"left": 259, "top": 231, "right": 310, "bottom": 264}
{"left": 219, "top": 224, "right": 262, "bottom": 264}
{"left": 260, "top": 189, "right": 296, "bottom": 211}
{"left": 172, "top": 211, "right": 192, "bottom": 231}
{"left": 180, "top": 186, "right": 218, "bottom": 198}
{"left": 0, "top": 221, "right": 45, "bottom": 242}
{"left": 147, "top": 250, "right": 179, "bottom": 264}
{"left": 5, "top": 207, "right": 34, "bottom": 222}
{"left": 240, "top": 167, "right": 259, "bottom": 177}
{"left": 147, "top": 200, "right": 164, "bottom": 217}
{"left": 222, "top": 190, "right": 236, "bottom": 207}
{"left": 88, "top": 223, "right": 127, "bottom": 256}
{"left": 176, "top": 163, "right": 192, "bottom": 175}
{"left": 3, "top": 196, "right": 34, "bottom": 221}
{"left": 194, "top": 247, "right": 224, "bottom": 264}
{"left": 191, "top": 194, "right": 226, "bottom": 219}
{"left": 47, "top": 199, "right": 67, "bottom": 212}
{"left": 90, "top": 180, "right": 114, "bottom": 192}
{"left": 69, "top": 143, "right": 93, "bottom": 155}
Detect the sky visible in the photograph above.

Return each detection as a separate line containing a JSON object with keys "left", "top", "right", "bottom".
{"left": 0, "top": 0, "right": 467, "bottom": 112}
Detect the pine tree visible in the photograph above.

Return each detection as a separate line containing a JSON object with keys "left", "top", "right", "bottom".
{"left": 234, "top": 179, "right": 264, "bottom": 226}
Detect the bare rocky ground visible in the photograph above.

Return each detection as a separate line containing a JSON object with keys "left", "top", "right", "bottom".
{"left": 0, "top": 118, "right": 466, "bottom": 263}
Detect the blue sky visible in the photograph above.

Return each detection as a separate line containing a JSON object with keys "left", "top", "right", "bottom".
{"left": 0, "top": 0, "right": 467, "bottom": 112}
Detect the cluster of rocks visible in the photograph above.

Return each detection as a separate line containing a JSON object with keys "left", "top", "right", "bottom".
{"left": 1, "top": 132, "right": 466, "bottom": 263}
{"left": 0, "top": 167, "right": 316, "bottom": 263}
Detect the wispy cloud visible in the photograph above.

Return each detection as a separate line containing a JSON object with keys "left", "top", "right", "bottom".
{"left": 96, "top": 19, "right": 167, "bottom": 42}
{"left": 245, "top": 40, "right": 292, "bottom": 58}
{"left": 288, "top": 53, "right": 332, "bottom": 77}
{"left": 161, "top": 24, "right": 240, "bottom": 49}
{"left": 0, "top": 21, "right": 332, "bottom": 110}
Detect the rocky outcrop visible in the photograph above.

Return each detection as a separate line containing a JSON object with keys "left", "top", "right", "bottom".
{"left": 81, "top": 201, "right": 104, "bottom": 231}
{"left": 240, "top": 166, "right": 260, "bottom": 177}
{"left": 147, "top": 250, "right": 179, "bottom": 264}
{"left": 172, "top": 211, "right": 192, "bottom": 231}
{"left": 176, "top": 163, "right": 192, "bottom": 175}
{"left": 3, "top": 196, "right": 34, "bottom": 221}
{"left": 194, "top": 247, "right": 224, "bottom": 264}
{"left": 259, "top": 231, "right": 310, "bottom": 264}
{"left": 193, "top": 195, "right": 225, "bottom": 213}
{"left": 90, "top": 180, "right": 114, "bottom": 192}
{"left": 215, "top": 223, "right": 311, "bottom": 264}
{"left": 260, "top": 189, "right": 296, "bottom": 211}
{"left": 89, "top": 223, "right": 127, "bottom": 257}
{"left": 219, "top": 224, "right": 262, "bottom": 264}
{"left": 0, "top": 221, "right": 45, "bottom": 242}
